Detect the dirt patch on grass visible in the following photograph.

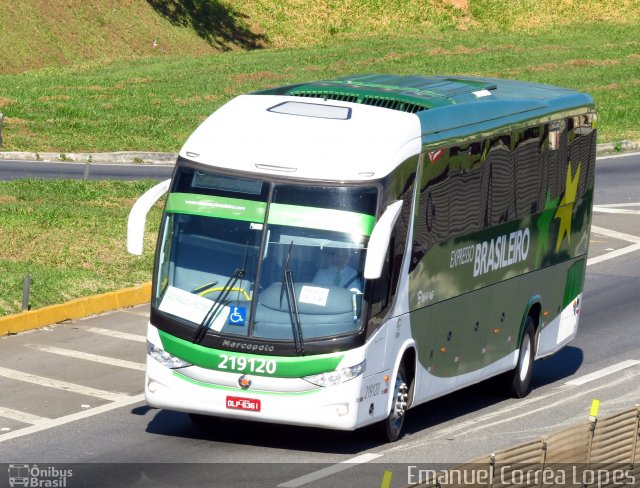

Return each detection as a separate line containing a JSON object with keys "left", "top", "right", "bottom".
{"left": 38, "top": 95, "right": 71, "bottom": 102}
{"left": 230, "top": 71, "right": 287, "bottom": 85}
{"left": 0, "top": 196, "right": 17, "bottom": 204}
{"left": 0, "top": 97, "right": 15, "bottom": 108}
{"left": 126, "top": 77, "right": 154, "bottom": 85}
{"left": 430, "top": 45, "right": 491, "bottom": 56}
{"left": 513, "top": 58, "right": 622, "bottom": 74}
{"left": 5, "top": 117, "right": 37, "bottom": 138}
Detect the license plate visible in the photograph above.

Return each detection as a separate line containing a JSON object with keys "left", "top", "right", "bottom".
{"left": 226, "top": 396, "right": 261, "bottom": 412}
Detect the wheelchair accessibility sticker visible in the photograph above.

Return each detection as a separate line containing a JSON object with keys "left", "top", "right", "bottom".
{"left": 228, "top": 306, "right": 247, "bottom": 326}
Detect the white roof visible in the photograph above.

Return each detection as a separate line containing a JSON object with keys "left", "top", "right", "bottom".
{"left": 179, "top": 95, "right": 422, "bottom": 181}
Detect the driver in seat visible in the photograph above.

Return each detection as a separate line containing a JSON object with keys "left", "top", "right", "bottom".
{"left": 313, "top": 247, "right": 361, "bottom": 290}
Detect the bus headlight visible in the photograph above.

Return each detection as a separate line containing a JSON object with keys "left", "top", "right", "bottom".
{"left": 147, "top": 341, "right": 191, "bottom": 369}
{"left": 303, "top": 360, "right": 366, "bottom": 387}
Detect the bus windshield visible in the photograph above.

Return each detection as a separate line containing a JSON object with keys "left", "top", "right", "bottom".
{"left": 153, "top": 165, "right": 378, "bottom": 344}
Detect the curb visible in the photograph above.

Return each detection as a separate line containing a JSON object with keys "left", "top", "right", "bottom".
{"left": 0, "top": 141, "right": 639, "bottom": 164}
{"left": 0, "top": 151, "right": 177, "bottom": 165}
{"left": 595, "top": 140, "right": 640, "bottom": 155}
{"left": 0, "top": 283, "right": 151, "bottom": 336}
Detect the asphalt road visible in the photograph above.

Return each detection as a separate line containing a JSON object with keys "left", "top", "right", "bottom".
{"left": 0, "top": 153, "right": 639, "bottom": 488}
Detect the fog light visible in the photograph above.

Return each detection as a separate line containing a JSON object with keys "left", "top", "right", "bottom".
{"left": 148, "top": 380, "right": 158, "bottom": 393}
{"left": 336, "top": 404, "right": 349, "bottom": 416}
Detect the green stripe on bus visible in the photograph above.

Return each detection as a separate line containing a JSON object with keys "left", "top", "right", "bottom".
{"left": 165, "top": 192, "right": 375, "bottom": 236}
{"left": 268, "top": 203, "right": 375, "bottom": 236}
{"left": 166, "top": 193, "right": 267, "bottom": 223}
{"left": 172, "top": 370, "right": 321, "bottom": 396}
{"left": 159, "top": 330, "right": 344, "bottom": 378}
{"left": 563, "top": 259, "right": 586, "bottom": 308}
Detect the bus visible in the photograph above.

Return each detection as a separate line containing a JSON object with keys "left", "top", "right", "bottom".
{"left": 128, "top": 74, "right": 596, "bottom": 442}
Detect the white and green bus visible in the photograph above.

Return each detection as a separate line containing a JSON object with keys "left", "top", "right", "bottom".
{"left": 128, "top": 75, "right": 596, "bottom": 441}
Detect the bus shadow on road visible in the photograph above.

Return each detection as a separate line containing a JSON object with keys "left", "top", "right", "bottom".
{"left": 402, "top": 346, "right": 584, "bottom": 436}
{"left": 140, "top": 346, "right": 583, "bottom": 454}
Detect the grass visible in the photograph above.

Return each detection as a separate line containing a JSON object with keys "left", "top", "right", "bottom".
{"left": 1, "top": 22, "right": 639, "bottom": 153}
{"left": 0, "top": 179, "right": 162, "bottom": 316}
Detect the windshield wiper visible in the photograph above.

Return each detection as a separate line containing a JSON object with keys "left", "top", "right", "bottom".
{"left": 280, "top": 242, "right": 304, "bottom": 355}
{"left": 193, "top": 243, "right": 249, "bottom": 344}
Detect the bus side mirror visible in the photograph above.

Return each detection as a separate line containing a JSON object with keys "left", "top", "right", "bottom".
{"left": 363, "top": 200, "right": 403, "bottom": 280}
{"left": 127, "top": 179, "right": 171, "bottom": 255}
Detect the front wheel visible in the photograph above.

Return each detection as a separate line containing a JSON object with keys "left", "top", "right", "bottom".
{"left": 377, "top": 362, "right": 409, "bottom": 442}
{"left": 506, "top": 317, "right": 536, "bottom": 398}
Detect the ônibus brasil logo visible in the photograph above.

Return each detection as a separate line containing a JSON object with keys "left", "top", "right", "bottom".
{"left": 8, "top": 464, "right": 72, "bottom": 487}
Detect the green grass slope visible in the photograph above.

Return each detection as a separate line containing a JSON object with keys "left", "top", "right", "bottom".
{"left": 1, "top": 0, "right": 638, "bottom": 74}
{"left": 0, "top": 0, "right": 265, "bottom": 74}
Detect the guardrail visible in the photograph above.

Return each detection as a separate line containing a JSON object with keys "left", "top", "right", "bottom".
{"left": 410, "top": 404, "right": 640, "bottom": 487}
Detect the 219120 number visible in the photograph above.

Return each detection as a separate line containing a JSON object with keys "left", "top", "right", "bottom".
{"left": 218, "top": 354, "right": 277, "bottom": 375}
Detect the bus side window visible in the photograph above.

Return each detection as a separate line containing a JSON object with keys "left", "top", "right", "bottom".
{"left": 569, "top": 114, "right": 597, "bottom": 198}
{"left": 449, "top": 142, "right": 482, "bottom": 236}
{"left": 546, "top": 120, "right": 567, "bottom": 201}
{"left": 513, "top": 127, "right": 542, "bottom": 217}
{"left": 482, "top": 135, "right": 513, "bottom": 227}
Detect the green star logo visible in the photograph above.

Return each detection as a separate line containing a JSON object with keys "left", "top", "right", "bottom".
{"left": 535, "top": 191, "right": 560, "bottom": 267}
{"left": 554, "top": 162, "right": 581, "bottom": 252}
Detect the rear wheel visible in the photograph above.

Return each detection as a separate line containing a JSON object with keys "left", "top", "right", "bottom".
{"left": 506, "top": 317, "right": 536, "bottom": 398}
{"left": 378, "top": 362, "right": 409, "bottom": 442}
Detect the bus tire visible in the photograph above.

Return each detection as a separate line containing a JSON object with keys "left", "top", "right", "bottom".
{"left": 507, "top": 317, "right": 536, "bottom": 398}
{"left": 377, "top": 362, "right": 409, "bottom": 442}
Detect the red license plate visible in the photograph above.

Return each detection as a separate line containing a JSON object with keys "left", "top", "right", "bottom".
{"left": 226, "top": 396, "right": 261, "bottom": 412}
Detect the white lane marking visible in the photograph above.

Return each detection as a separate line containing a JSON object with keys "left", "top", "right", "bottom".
{"left": 0, "top": 407, "right": 50, "bottom": 425}
{"left": 383, "top": 388, "right": 565, "bottom": 454}
{"left": 0, "top": 366, "right": 129, "bottom": 401}
{"left": 594, "top": 202, "right": 640, "bottom": 208}
{"left": 593, "top": 206, "right": 640, "bottom": 215}
{"left": 0, "top": 393, "right": 145, "bottom": 443}
{"left": 86, "top": 327, "right": 146, "bottom": 343}
{"left": 26, "top": 344, "right": 145, "bottom": 371}
{"left": 587, "top": 243, "right": 640, "bottom": 266}
{"left": 590, "top": 225, "right": 640, "bottom": 244}
{"left": 382, "top": 372, "right": 635, "bottom": 456}
{"left": 439, "top": 375, "right": 633, "bottom": 440}
{"left": 565, "top": 360, "right": 640, "bottom": 386}
{"left": 278, "top": 453, "right": 383, "bottom": 488}
{"left": 122, "top": 309, "right": 150, "bottom": 318}
{"left": 597, "top": 151, "right": 640, "bottom": 160}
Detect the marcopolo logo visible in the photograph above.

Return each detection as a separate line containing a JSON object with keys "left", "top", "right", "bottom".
{"left": 8, "top": 464, "right": 72, "bottom": 487}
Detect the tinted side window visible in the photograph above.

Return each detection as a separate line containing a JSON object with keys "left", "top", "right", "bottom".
{"left": 482, "top": 135, "right": 513, "bottom": 227}
{"left": 449, "top": 142, "right": 483, "bottom": 236}
{"left": 513, "top": 127, "right": 542, "bottom": 216}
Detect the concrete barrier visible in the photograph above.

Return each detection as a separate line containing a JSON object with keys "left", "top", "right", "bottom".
{"left": 411, "top": 404, "right": 640, "bottom": 487}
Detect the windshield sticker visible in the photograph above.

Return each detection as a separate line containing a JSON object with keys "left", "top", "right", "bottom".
{"left": 299, "top": 286, "right": 330, "bottom": 307}
{"left": 166, "top": 193, "right": 266, "bottom": 223}
{"left": 228, "top": 306, "right": 247, "bottom": 326}
{"left": 159, "top": 286, "right": 229, "bottom": 327}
